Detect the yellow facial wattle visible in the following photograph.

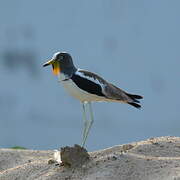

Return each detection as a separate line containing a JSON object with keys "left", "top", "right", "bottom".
{"left": 52, "top": 61, "right": 61, "bottom": 75}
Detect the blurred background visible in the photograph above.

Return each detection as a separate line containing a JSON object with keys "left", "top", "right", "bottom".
{"left": 0, "top": 0, "right": 180, "bottom": 151}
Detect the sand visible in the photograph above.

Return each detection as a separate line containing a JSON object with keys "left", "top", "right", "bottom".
{"left": 1, "top": 136, "right": 180, "bottom": 180}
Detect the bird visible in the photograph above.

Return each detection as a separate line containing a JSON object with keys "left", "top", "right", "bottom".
{"left": 43, "top": 52, "right": 143, "bottom": 147}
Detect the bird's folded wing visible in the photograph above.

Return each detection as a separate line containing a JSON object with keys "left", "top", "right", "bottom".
{"left": 78, "top": 69, "right": 131, "bottom": 102}
{"left": 103, "top": 83, "right": 131, "bottom": 102}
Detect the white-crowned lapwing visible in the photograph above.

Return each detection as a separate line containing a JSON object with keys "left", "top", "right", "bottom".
{"left": 43, "top": 52, "right": 143, "bottom": 147}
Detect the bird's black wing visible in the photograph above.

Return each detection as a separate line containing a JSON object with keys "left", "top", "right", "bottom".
{"left": 71, "top": 70, "right": 106, "bottom": 97}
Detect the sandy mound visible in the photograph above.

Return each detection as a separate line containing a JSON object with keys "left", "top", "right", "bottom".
{"left": 1, "top": 136, "right": 180, "bottom": 180}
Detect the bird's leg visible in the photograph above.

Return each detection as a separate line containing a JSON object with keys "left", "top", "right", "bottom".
{"left": 85, "top": 102, "right": 94, "bottom": 140}
{"left": 81, "top": 101, "right": 94, "bottom": 147}
{"left": 82, "top": 101, "right": 88, "bottom": 147}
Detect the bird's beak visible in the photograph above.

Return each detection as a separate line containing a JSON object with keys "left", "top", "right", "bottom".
{"left": 43, "top": 59, "right": 61, "bottom": 75}
{"left": 43, "top": 59, "right": 54, "bottom": 67}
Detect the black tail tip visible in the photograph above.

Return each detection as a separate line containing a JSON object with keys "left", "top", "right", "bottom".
{"left": 128, "top": 102, "right": 141, "bottom": 109}
{"left": 133, "top": 95, "right": 143, "bottom": 99}
{"left": 126, "top": 93, "right": 143, "bottom": 100}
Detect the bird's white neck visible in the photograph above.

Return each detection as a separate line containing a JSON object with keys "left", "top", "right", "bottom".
{"left": 57, "top": 73, "right": 67, "bottom": 82}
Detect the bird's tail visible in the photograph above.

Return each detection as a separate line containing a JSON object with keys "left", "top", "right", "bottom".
{"left": 126, "top": 93, "right": 143, "bottom": 109}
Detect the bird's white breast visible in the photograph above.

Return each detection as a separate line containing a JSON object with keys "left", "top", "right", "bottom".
{"left": 60, "top": 79, "right": 105, "bottom": 102}
{"left": 57, "top": 71, "right": 108, "bottom": 102}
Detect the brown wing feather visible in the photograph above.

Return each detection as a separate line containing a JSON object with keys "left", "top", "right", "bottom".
{"left": 103, "top": 83, "right": 143, "bottom": 109}
{"left": 103, "top": 83, "right": 132, "bottom": 102}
